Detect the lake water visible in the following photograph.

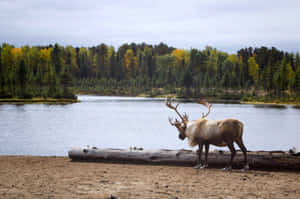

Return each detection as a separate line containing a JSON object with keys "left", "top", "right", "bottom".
{"left": 0, "top": 95, "right": 299, "bottom": 156}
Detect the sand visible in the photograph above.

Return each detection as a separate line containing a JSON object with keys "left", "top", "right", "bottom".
{"left": 0, "top": 156, "right": 300, "bottom": 199}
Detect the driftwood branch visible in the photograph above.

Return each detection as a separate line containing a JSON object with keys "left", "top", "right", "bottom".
{"left": 68, "top": 147, "right": 300, "bottom": 171}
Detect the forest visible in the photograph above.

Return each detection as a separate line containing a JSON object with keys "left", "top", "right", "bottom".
{"left": 1, "top": 42, "right": 300, "bottom": 102}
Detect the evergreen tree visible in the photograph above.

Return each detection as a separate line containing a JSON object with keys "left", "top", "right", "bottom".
{"left": 78, "top": 47, "right": 89, "bottom": 78}
{"left": 51, "top": 43, "right": 63, "bottom": 74}
{"left": 18, "top": 59, "right": 28, "bottom": 98}
{"left": 295, "top": 67, "right": 300, "bottom": 96}
{"left": 182, "top": 67, "right": 193, "bottom": 88}
{"left": 294, "top": 53, "right": 300, "bottom": 95}
{"left": 60, "top": 67, "right": 75, "bottom": 99}
{"left": 248, "top": 56, "right": 259, "bottom": 86}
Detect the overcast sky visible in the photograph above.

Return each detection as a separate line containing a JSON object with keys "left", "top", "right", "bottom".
{"left": 1, "top": 0, "right": 300, "bottom": 52}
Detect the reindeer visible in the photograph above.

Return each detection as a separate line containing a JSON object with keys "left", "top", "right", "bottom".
{"left": 166, "top": 98, "right": 249, "bottom": 171}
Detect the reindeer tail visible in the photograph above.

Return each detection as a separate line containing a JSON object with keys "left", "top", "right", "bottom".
{"left": 237, "top": 120, "right": 244, "bottom": 138}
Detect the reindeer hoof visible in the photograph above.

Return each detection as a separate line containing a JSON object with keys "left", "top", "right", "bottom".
{"left": 193, "top": 164, "right": 208, "bottom": 169}
{"left": 241, "top": 165, "right": 250, "bottom": 172}
{"left": 193, "top": 164, "right": 202, "bottom": 169}
{"left": 222, "top": 166, "right": 232, "bottom": 171}
{"left": 200, "top": 164, "right": 208, "bottom": 169}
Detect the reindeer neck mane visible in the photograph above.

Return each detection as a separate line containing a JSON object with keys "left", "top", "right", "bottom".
{"left": 185, "top": 119, "right": 209, "bottom": 147}
{"left": 185, "top": 121, "right": 198, "bottom": 147}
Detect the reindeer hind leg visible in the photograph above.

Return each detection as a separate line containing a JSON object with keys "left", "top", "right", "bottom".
{"left": 223, "top": 139, "right": 236, "bottom": 171}
{"left": 235, "top": 139, "right": 249, "bottom": 170}
{"left": 194, "top": 143, "right": 203, "bottom": 169}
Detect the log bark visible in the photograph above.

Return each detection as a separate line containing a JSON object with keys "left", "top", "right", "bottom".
{"left": 68, "top": 147, "right": 300, "bottom": 171}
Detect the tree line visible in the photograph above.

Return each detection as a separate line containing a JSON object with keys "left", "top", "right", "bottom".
{"left": 1, "top": 42, "right": 300, "bottom": 101}
{"left": 0, "top": 44, "right": 75, "bottom": 99}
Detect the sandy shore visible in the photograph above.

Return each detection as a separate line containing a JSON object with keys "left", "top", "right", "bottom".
{"left": 1, "top": 156, "right": 300, "bottom": 199}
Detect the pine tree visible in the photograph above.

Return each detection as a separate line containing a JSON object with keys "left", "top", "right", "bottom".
{"left": 248, "top": 56, "right": 259, "bottom": 86}
{"left": 18, "top": 59, "right": 27, "bottom": 98}
{"left": 294, "top": 53, "right": 300, "bottom": 96}
{"left": 295, "top": 66, "right": 300, "bottom": 96}
{"left": 182, "top": 67, "right": 193, "bottom": 88}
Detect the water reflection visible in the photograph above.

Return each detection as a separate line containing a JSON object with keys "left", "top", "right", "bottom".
{"left": 253, "top": 104, "right": 287, "bottom": 109}
{"left": 293, "top": 105, "right": 300, "bottom": 109}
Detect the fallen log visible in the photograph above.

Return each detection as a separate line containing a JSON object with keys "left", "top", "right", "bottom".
{"left": 68, "top": 147, "right": 300, "bottom": 171}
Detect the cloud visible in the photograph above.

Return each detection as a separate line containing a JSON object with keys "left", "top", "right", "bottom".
{"left": 0, "top": 0, "right": 299, "bottom": 52}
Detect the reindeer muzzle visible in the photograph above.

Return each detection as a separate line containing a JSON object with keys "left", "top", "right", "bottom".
{"left": 179, "top": 134, "right": 185, "bottom": 140}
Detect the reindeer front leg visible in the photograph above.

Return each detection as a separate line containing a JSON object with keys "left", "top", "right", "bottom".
{"left": 194, "top": 143, "right": 203, "bottom": 169}
{"left": 223, "top": 141, "right": 236, "bottom": 171}
{"left": 203, "top": 143, "right": 209, "bottom": 168}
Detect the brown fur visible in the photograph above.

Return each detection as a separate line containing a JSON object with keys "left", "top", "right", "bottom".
{"left": 166, "top": 98, "right": 248, "bottom": 170}
{"left": 175, "top": 118, "right": 248, "bottom": 170}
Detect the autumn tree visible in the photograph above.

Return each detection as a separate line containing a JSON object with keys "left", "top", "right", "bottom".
{"left": 124, "top": 49, "right": 138, "bottom": 79}
{"left": 1, "top": 44, "right": 14, "bottom": 97}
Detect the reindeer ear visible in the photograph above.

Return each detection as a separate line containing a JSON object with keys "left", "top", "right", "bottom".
{"left": 183, "top": 113, "right": 188, "bottom": 121}
{"left": 168, "top": 117, "right": 175, "bottom": 126}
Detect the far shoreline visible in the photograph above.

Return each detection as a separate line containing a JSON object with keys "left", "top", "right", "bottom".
{"left": 0, "top": 98, "right": 80, "bottom": 104}
{"left": 77, "top": 93, "right": 300, "bottom": 106}
{"left": 1, "top": 94, "right": 300, "bottom": 107}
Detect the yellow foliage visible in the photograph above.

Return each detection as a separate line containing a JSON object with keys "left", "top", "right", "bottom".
{"left": 286, "top": 63, "right": 295, "bottom": 81}
{"left": 123, "top": 49, "right": 138, "bottom": 79}
{"left": 12, "top": 48, "right": 22, "bottom": 59}
{"left": 171, "top": 49, "right": 189, "bottom": 67}
{"left": 124, "top": 49, "right": 137, "bottom": 69}
{"left": 248, "top": 56, "right": 259, "bottom": 81}
{"left": 66, "top": 46, "right": 78, "bottom": 69}
{"left": 40, "top": 48, "right": 51, "bottom": 61}
{"left": 227, "top": 54, "right": 238, "bottom": 65}
{"left": 107, "top": 46, "right": 115, "bottom": 58}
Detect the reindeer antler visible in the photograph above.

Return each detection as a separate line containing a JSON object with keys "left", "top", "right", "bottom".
{"left": 165, "top": 98, "right": 186, "bottom": 122}
{"left": 168, "top": 117, "right": 180, "bottom": 126}
{"left": 183, "top": 112, "right": 189, "bottom": 121}
{"left": 198, "top": 99, "right": 212, "bottom": 118}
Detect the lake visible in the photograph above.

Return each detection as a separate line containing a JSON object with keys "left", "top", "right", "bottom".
{"left": 0, "top": 95, "right": 299, "bottom": 156}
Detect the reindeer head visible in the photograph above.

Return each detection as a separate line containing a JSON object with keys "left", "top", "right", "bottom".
{"left": 166, "top": 98, "right": 212, "bottom": 140}
{"left": 165, "top": 98, "right": 189, "bottom": 140}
